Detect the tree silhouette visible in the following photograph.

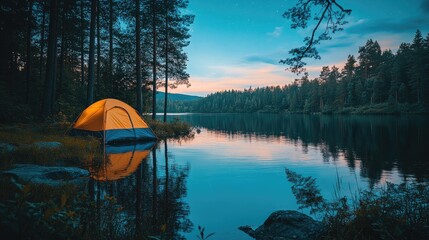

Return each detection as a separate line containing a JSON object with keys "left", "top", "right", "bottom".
{"left": 280, "top": 0, "right": 351, "bottom": 74}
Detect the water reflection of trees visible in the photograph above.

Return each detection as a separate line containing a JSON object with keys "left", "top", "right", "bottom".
{"left": 181, "top": 114, "right": 429, "bottom": 182}
{"left": 88, "top": 141, "right": 192, "bottom": 239}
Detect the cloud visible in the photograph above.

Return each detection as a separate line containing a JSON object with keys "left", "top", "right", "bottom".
{"left": 242, "top": 55, "right": 277, "bottom": 65}
{"left": 267, "top": 26, "right": 283, "bottom": 37}
{"left": 318, "top": 41, "right": 357, "bottom": 54}
{"left": 172, "top": 60, "right": 354, "bottom": 96}
{"left": 346, "top": 17, "right": 429, "bottom": 35}
{"left": 171, "top": 64, "right": 296, "bottom": 96}
{"left": 324, "top": 41, "right": 356, "bottom": 49}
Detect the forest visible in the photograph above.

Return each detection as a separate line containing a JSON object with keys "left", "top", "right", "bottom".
{"left": 0, "top": 0, "right": 193, "bottom": 123}
{"left": 192, "top": 31, "right": 429, "bottom": 114}
{"left": 2, "top": 0, "right": 428, "bottom": 122}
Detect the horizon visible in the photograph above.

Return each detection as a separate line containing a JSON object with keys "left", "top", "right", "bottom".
{"left": 171, "top": 0, "right": 429, "bottom": 97}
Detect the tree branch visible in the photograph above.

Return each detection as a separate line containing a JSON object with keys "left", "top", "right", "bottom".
{"left": 301, "top": 2, "right": 330, "bottom": 57}
{"left": 281, "top": 0, "right": 352, "bottom": 74}
{"left": 330, "top": 0, "right": 352, "bottom": 13}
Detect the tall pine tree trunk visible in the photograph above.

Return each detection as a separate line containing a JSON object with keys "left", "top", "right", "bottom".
{"left": 151, "top": 0, "right": 157, "bottom": 119}
{"left": 58, "top": 4, "right": 66, "bottom": 100}
{"left": 136, "top": 0, "right": 142, "bottom": 113}
{"left": 109, "top": 0, "right": 113, "bottom": 96}
{"left": 163, "top": 0, "right": 168, "bottom": 122}
{"left": 42, "top": 0, "right": 59, "bottom": 118}
{"left": 80, "top": 0, "right": 85, "bottom": 86}
{"left": 87, "top": 0, "right": 97, "bottom": 106}
{"left": 96, "top": 0, "right": 101, "bottom": 95}
{"left": 25, "top": 0, "right": 34, "bottom": 104}
{"left": 39, "top": 1, "right": 46, "bottom": 89}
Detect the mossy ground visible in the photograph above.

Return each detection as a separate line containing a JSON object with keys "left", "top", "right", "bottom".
{"left": 0, "top": 123, "right": 100, "bottom": 169}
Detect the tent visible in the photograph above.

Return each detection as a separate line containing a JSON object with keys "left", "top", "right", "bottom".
{"left": 71, "top": 98, "right": 157, "bottom": 144}
{"left": 90, "top": 142, "right": 155, "bottom": 181}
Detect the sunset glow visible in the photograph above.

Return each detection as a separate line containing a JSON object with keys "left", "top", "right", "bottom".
{"left": 173, "top": 0, "right": 429, "bottom": 96}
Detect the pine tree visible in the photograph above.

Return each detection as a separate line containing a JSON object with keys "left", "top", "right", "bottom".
{"left": 87, "top": 0, "right": 97, "bottom": 106}
{"left": 358, "top": 39, "right": 382, "bottom": 79}
{"left": 409, "top": 30, "right": 424, "bottom": 104}
{"left": 342, "top": 55, "right": 356, "bottom": 106}
{"left": 423, "top": 33, "right": 429, "bottom": 108}
{"left": 42, "top": 0, "right": 59, "bottom": 117}
{"left": 136, "top": 0, "right": 142, "bottom": 113}
{"left": 160, "top": 0, "right": 194, "bottom": 122}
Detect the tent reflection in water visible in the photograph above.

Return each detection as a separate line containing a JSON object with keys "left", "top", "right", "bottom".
{"left": 90, "top": 142, "right": 155, "bottom": 181}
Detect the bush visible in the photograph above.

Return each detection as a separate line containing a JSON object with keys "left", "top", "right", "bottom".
{"left": 285, "top": 168, "right": 429, "bottom": 239}
{"left": 146, "top": 117, "right": 194, "bottom": 139}
{"left": 0, "top": 176, "right": 132, "bottom": 239}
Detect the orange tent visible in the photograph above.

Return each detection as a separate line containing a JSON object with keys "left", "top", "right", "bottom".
{"left": 71, "top": 99, "right": 157, "bottom": 144}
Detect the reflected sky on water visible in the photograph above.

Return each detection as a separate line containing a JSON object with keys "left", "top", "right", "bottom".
{"left": 87, "top": 113, "right": 428, "bottom": 239}
{"left": 161, "top": 113, "right": 429, "bottom": 239}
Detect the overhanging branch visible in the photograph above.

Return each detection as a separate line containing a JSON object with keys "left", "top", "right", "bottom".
{"left": 301, "top": 2, "right": 330, "bottom": 59}
{"left": 281, "top": 0, "right": 352, "bottom": 74}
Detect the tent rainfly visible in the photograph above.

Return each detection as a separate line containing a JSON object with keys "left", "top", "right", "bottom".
{"left": 71, "top": 98, "right": 157, "bottom": 144}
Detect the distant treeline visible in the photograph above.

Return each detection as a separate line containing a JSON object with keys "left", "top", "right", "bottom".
{"left": 190, "top": 31, "right": 429, "bottom": 114}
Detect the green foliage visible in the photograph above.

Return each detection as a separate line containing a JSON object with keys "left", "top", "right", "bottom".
{"left": 280, "top": 0, "right": 351, "bottom": 73}
{"left": 0, "top": 176, "right": 133, "bottom": 239}
{"left": 156, "top": 99, "right": 195, "bottom": 113}
{"left": 285, "top": 168, "right": 326, "bottom": 215}
{"left": 147, "top": 117, "right": 194, "bottom": 139}
{"left": 285, "top": 168, "right": 429, "bottom": 239}
{"left": 196, "top": 225, "right": 215, "bottom": 240}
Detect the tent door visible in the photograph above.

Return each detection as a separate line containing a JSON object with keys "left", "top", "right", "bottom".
{"left": 106, "top": 106, "right": 137, "bottom": 140}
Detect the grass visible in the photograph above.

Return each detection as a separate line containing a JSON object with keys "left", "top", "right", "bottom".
{"left": 146, "top": 117, "right": 195, "bottom": 139}
{"left": 0, "top": 123, "right": 100, "bottom": 169}
{"left": 285, "top": 168, "right": 429, "bottom": 239}
{"left": 0, "top": 117, "right": 194, "bottom": 169}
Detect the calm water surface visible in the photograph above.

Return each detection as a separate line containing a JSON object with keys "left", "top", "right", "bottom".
{"left": 92, "top": 113, "right": 429, "bottom": 239}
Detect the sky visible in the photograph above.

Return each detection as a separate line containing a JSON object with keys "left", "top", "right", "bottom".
{"left": 171, "top": 0, "right": 429, "bottom": 96}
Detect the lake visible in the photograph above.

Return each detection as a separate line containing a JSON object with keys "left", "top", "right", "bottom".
{"left": 90, "top": 113, "right": 429, "bottom": 239}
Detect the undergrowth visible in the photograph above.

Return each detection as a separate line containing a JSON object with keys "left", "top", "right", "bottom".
{"left": 285, "top": 168, "right": 429, "bottom": 239}
{"left": 0, "top": 175, "right": 131, "bottom": 239}
{"left": 0, "top": 124, "right": 100, "bottom": 169}
{"left": 146, "top": 117, "right": 194, "bottom": 139}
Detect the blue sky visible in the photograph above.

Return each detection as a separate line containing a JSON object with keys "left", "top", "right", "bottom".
{"left": 171, "top": 0, "right": 429, "bottom": 96}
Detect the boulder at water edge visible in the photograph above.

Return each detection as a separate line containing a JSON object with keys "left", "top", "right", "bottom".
{"left": 239, "top": 210, "right": 323, "bottom": 240}
{"left": 3, "top": 164, "right": 89, "bottom": 186}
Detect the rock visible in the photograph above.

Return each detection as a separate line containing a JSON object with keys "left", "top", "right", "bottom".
{"left": 2, "top": 164, "right": 89, "bottom": 186}
{"left": 239, "top": 210, "right": 323, "bottom": 240}
{"left": 0, "top": 143, "right": 16, "bottom": 152}
{"left": 33, "top": 141, "right": 62, "bottom": 149}
{"left": 239, "top": 225, "right": 257, "bottom": 238}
